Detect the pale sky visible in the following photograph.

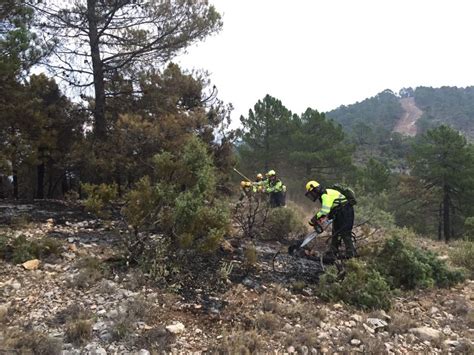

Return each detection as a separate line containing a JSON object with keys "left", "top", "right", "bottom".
{"left": 177, "top": 0, "right": 474, "bottom": 125}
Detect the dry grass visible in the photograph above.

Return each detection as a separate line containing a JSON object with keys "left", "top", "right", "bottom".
{"left": 243, "top": 245, "right": 258, "bottom": 268}
{"left": 65, "top": 319, "right": 92, "bottom": 345}
{"left": 135, "top": 326, "right": 176, "bottom": 352}
{"left": 3, "top": 328, "right": 62, "bottom": 355}
{"left": 255, "top": 312, "right": 280, "bottom": 331}
{"left": 363, "top": 337, "right": 386, "bottom": 353}
{"left": 212, "top": 329, "right": 264, "bottom": 354}
{"left": 284, "top": 329, "right": 320, "bottom": 349}
{"left": 52, "top": 304, "right": 91, "bottom": 325}
{"left": 388, "top": 312, "right": 417, "bottom": 335}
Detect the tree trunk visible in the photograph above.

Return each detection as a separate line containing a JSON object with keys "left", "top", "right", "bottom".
{"left": 87, "top": 0, "right": 106, "bottom": 138}
{"left": 443, "top": 185, "right": 451, "bottom": 243}
{"left": 13, "top": 169, "right": 18, "bottom": 199}
{"left": 62, "top": 174, "right": 69, "bottom": 196}
{"left": 438, "top": 202, "right": 443, "bottom": 241}
{"left": 36, "top": 162, "right": 45, "bottom": 199}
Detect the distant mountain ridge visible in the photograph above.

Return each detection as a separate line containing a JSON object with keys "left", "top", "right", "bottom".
{"left": 326, "top": 86, "right": 474, "bottom": 139}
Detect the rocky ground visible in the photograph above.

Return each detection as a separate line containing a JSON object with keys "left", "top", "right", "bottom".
{"left": 0, "top": 201, "right": 473, "bottom": 354}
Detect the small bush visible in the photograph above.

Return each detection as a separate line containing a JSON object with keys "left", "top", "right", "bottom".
{"left": 4, "top": 329, "right": 62, "bottom": 355}
{"left": 81, "top": 182, "right": 118, "bottom": 218}
{"left": 285, "top": 330, "right": 320, "bottom": 348}
{"left": 449, "top": 240, "right": 474, "bottom": 278}
{"left": 262, "top": 206, "right": 307, "bottom": 241}
{"left": 135, "top": 326, "right": 176, "bottom": 352}
{"left": 243, "top": 245, "right": 257, "bottom": 268}
{"left": 0, "top": 235, "right": 62, "bottom": 264}
{"left": 255, "top": 312, "right": 280, "bottom": 331}
{"left": 65, "top": 320, "right": 92, "bottom": 345}
{"left": 53, "top": 304, "right": 91, "bottom": 325}
{"left": 111, "top": 315, "right": 134, "bottom": 341}
{"left": 69, "top": 256, "right": 105, "bottom": 289}
{"left": 317, "top": 259, "right": 392, "bottom": 310}
{"left": 212, "top": 330, "right": 263, "bottom": 354}
{"left": 10, "top": 215, "right": 31, "bottom": 227}
{"left": 374, "top": 236, "right": 465, "bottom": 289}
{"left": 388, "top": 312, "right": 417, "bottom": 334}
{"left": 463, "top": 217, "right": 474, "bottom": 240}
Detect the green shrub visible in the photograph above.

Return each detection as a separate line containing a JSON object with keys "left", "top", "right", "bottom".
{"left": 374, "top": 236, "right": 465, "bottom": 289}
{"left": 0, "top": 235, "right": 63, "bottom": 264}
{"left": 317, "top": 259, "right": 392, "bottom": 310}
{"left": 243, "top": 245, "right": 257, "bottom": 268}
{"left": 463, "top": 217, "right": 474, "bottom": 241}
{"left": 123, "top": 136, "right": 230, "bottom": 271}
{"left": 81, "top": 183, "right": 118, "bottom": 218}
{"left": 356, "top": 193, "right": 395, "bottom": 229}
{"left": 449, "top": 240, "right": 474, "bottom": 278}
{"left": 263, "top": 206, "right": 307, "bottom": 241}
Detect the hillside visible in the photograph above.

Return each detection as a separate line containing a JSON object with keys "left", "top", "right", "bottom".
{"left": 0, "top": 201, "right": 473, "bottom": 354}
{"left": 393, "top": 97, "right": 422, "bottom": 136}
{"left": 326, "top": 86, "right": 474, "bottom": 139}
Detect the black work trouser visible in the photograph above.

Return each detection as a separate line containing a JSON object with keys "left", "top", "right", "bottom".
{"left": 329, "top": 203, "right": 355, "bottom": 257}
{"left": 269, "top": 191, "right": 286, "bottom": 208}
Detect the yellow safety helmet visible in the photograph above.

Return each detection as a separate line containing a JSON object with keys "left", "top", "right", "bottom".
{"left": 266, "top": 170, "right": 276, "bottom": 177}
{"left": 256, "top": 173, "right": 263, "bottom": 180}
{"left": 305, "top": 180, "right": 320, "bottom": 192}
{"left": 241, "top": 181, "right": 252, "bottom": 188}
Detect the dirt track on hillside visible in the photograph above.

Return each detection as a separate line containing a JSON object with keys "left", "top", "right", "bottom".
{"left": 394, "top": 97, "right": 423, "bottom": 136}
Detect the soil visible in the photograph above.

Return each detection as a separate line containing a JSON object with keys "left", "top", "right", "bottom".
{"left": 0, "top": 200, "right": 472, "bottom": 354}
{"left": 393, "top": 97, "right": 423, "bottom": 136}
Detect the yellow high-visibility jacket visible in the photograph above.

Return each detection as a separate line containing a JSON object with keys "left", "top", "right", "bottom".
{"left": 315, "top": 188, "right": 347, "bottom": 218}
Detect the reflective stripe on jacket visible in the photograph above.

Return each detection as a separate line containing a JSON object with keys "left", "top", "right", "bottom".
{"left": 316, "top": 188, "right": 347, "bottom": 218}
{"left": 266, "top": 179, "right": 284, "bottom": 193}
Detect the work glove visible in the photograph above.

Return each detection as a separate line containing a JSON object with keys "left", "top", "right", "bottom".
{"left": 309, "top": 216, "right": 324, "bottom": 234}
{"left": 308, "top": 215, "right": 318, "bottom": 227}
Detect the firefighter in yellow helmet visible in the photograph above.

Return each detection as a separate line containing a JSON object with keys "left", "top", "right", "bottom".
{"left": 254, "top": 173, "right": 266, "bottom": 192}
{"left": 265, "top": 170, "right": 286, "bottom": 207}
{"left": 239, "top": 180, "right": 253, "bottom": 201}
{"left": 305, "top": 180, "right": 356, "bottom": 260}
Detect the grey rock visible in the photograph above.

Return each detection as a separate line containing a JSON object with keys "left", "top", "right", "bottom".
{"left": 299, "top": 345, "right": 309, "bottom": 355}
{"left": 138, "top": 350, "right": 151, "bottom": 355}
{"left": 166, "top": 322, "right": 185, "bottom": 334}
{"left": 363, "top": 323, "right": 375, "bottom": 334}
{"left": 443, "top": 339, "right": 460, "bottom": 348}
{"left": 350, "top": 339, "right": 361, "bottom": 346}
{"left": 367, "top": 318, "right": 388, "bottom": 330}
{"left": 350, "top": 314, "right": 363, "bottom": 323}
{"left": 92, "top": 321, "right": 106, "bottom": 331}
{"left": 99, "top": 330, "right": 112, "bottom": 341}
{"left": 409, "top": 326, "right": 441, "bottom": 341}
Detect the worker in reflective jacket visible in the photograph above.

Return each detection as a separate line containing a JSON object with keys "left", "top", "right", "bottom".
{"left": 305, "top": 180, "right": 356, "bottom": 260}
{"left": 265, "top": 170, "right": 286, "bottom": 208}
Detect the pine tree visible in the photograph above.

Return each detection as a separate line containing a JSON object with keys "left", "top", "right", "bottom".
{"left": 239, "top": 94, "right": 292, "bottom": 172}
{"left": 409, "top": 125, "right": 474, "bottom": 241}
